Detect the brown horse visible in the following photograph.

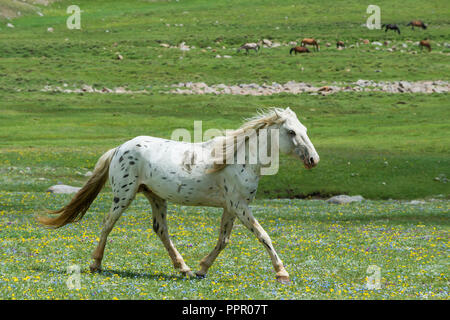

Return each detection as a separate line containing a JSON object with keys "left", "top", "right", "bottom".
{"left": 336, "top": 41, "right": 345, "bottom": 48}
{"left": 301, "top": 38, "right": 320, "bottom": 51}
{"left": 407, "top": 20, "right": 427, "bottom": 30}
{"left": 419, "top": 40, "right": 431, "bottom": 52}
{"left": 290, "top": 46, "right": 310, "bottom": 55}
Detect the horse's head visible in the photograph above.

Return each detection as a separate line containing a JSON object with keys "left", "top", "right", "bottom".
{"left": 274, "top": 108, "right": 319, "bottom": 169}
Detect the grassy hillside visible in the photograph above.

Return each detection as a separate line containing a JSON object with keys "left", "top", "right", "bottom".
{"left": 0, "top": 0, "right": 449, "bottom": 199}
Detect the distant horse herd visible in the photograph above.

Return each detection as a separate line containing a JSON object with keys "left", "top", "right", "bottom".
{"left": 238, "top": 19, "right": 432, "bottom": 56}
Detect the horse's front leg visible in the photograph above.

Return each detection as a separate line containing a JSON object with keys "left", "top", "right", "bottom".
{"left": 196, "top": 209, "right": 236, "bottom": 278}
{"left": 233, "top": 204, "right": 290, "bottom": 284}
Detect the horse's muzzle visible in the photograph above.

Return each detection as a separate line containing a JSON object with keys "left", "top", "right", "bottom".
{"left": 303, "top": 156, "right": 319, "bottom": 169}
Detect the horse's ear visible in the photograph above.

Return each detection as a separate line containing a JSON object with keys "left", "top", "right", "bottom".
{"left": 274, "top": 109, "right": 282, "bottom": 119}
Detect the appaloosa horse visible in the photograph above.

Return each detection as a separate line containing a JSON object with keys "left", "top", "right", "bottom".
{"left": 39, "top": 108, "right": 320, "bottom": 284}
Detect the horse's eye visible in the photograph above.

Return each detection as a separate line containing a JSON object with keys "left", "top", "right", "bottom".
{"left": 288, "top": 130, "right": 296, "bottom": 135}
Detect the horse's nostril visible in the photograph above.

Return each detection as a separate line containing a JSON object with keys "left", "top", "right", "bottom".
{"left": 309, "top": 157, "right": 314, "bottom": 164}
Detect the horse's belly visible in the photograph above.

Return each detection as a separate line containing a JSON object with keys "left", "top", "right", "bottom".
{"left": 145, "top": 180, "right": 224, "bottom": 207}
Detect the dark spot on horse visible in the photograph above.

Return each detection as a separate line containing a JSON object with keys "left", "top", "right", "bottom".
{"left": 123, "top": 151, "right": 129, "bottom": 155}
{"left": 262, "top": 240, "right": 271, "bottom": 251}
{"left": 224, "top": 185, "right": 228, "bottom": 192}
{"left": 129, "top": 161, "right": 135, "bottom": 165}
{"left": 153, "top": 219, "right": 159, "bottom": 233}
{"left": 136, "top": 144, "right": 141, "bottom": 147}
{"left": 123, "top": 174, "right": 129, "bottom": 178}
{"left": 119, "top": 156, "right": 124, "bottom": 163}
{"left": 121, "top": 184, "right": 127, "bottom": 189}
{"left": 114, "top": 197, "right": 119, "bottom": 203}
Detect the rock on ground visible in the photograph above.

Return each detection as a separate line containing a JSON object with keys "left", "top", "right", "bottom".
{"left": 326, "top": 195, "right": 365, "bottom": 204}
{"left": 46, "top": 185, "right": 81, "bottom": 194}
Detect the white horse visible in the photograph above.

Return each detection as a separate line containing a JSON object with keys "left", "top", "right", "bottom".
{"left": 237, "top": 42, "right": 261, "bottom": 54}
{"left": 38, "top": 107, "right": 319, "bottom": 284}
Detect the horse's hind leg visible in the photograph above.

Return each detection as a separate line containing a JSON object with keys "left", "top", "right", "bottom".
{"left": 196, "top": 209, "right": 236, "bottom": 277}
{"left": 142, "top": 189, "right": 194, "bottom": 277}
{"left": 90, "top": 190, "right": 136, "bottom": 272}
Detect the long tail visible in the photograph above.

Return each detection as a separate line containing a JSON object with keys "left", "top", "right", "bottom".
{"left": 37, "top": 148, "right": 117, "bottom": 228}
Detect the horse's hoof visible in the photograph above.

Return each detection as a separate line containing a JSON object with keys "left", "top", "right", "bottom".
{"left": 195, "top": 272, "right": 206, "bottom": 279}
{"left": 181, "top": 270, "right": 195, "bottom": 278}
{"left": 276, "top": 275, "right": 291, "bottom": 285}
{"left": 89, "top": 265, "right": 102, "bottom": 273}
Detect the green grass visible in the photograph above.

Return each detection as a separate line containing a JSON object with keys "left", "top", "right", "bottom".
{"left": 1, "top": 91, "right": 448, "bottom": 199}
{"left": 0, "top": 0, "right": 449, "bottom": 91}
{"left": 0, "top": 192, "right": 448, "bottom": 299}
{"left": 0, "top": 0, "right": 448, "bottom": 199}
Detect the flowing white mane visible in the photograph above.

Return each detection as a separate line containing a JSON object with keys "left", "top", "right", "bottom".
{"left": 208, "top": 108, "right": 290, "bottom": 172}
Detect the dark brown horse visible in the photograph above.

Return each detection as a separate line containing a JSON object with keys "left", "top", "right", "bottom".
{"left": 419, "top": 40, "right": 431, "bottom": 52}
{"left": 382, "top": 24, "right": 401, "bottom": 34}
{"left": 301, "top": 38, "right": 320, "bottom": 51}
{"left": 336, "top": 41, "right": 345, "bottom": 48}
{"left": 290, "top": 46, "right": 310, "bottom": 55}
{"left": 407, "top": 20, "right": 427, "bottom": 30}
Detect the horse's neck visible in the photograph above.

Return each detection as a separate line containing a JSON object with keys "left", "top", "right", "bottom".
{"left": 242, "top": 124, "right": 279, "bottom": 176}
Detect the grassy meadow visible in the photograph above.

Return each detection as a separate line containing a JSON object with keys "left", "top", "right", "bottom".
{"left": 0, "top": 0, "right": 449, "bottom": 300}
